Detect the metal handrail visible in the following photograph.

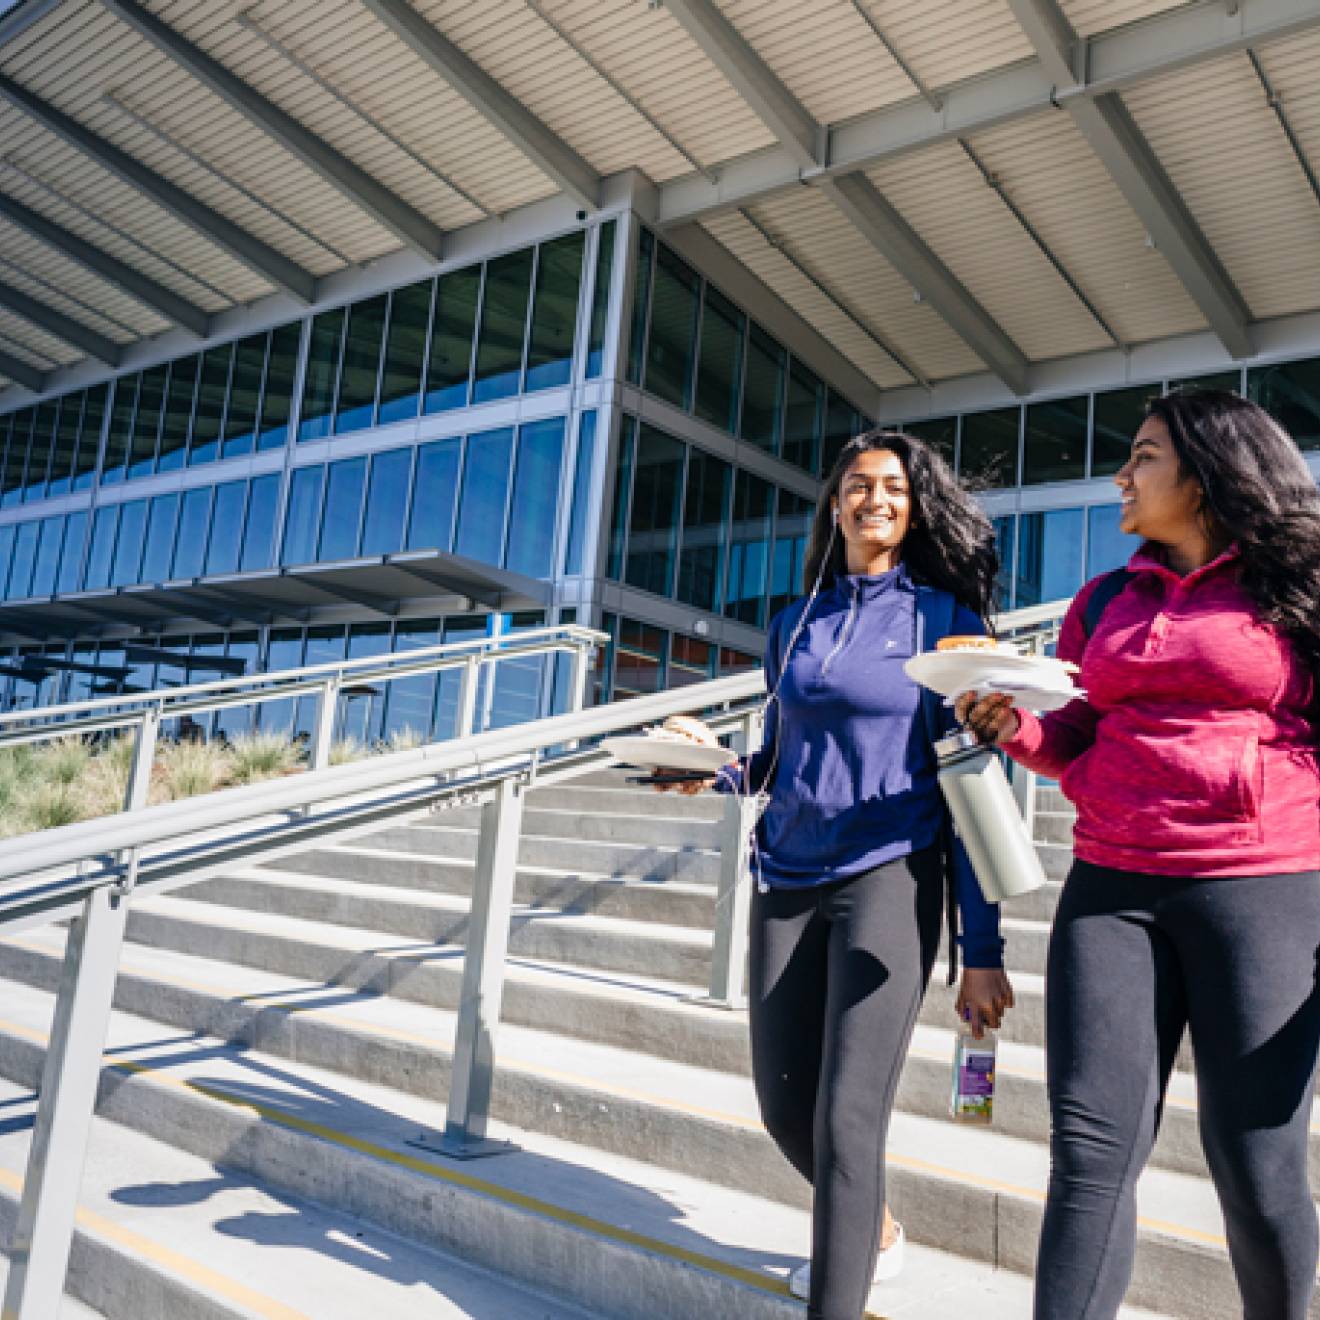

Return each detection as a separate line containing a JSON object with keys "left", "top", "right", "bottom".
{"left": 0, "top": 596, "right": 1070, "bottom": 1318}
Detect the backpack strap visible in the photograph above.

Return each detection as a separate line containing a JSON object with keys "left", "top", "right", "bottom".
{"left": 1082, "top": 568, "right": 1134, "bottom": 640}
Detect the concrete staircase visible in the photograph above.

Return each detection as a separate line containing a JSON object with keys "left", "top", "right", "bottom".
{"left": 0, "top": 773, "right": 1307, "bottom": 1318}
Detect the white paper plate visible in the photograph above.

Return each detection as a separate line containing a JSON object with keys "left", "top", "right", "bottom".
{"left": 601, "top": 735, "right": 737, "bottom": 773}
{"left": 905, "top": 652, "right": 1083, "bottom": 713}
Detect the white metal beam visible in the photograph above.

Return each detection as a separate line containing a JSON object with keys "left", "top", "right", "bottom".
{"left": 0, "top": 346, "right": 44, "bottom": 393}
{"left": 0, "top": 73, "right": 316, "bottom": 303}
{"left": 99, "top": 0, "right": 445, "bottom": 260}
{"left": 1005, "top": 0, "right": 1253, "bottom": 360}
{"left": 661, "top": 0, "right": 820, "bottom": 169}
{"left": 0, "top": 278, "right": 122, "bottom": 366}
{"left": 655, "top": 0, "right": 1320, "bottom": 227}
{"left": 358, "top": 0, "right": 600, "bottom": 210}
{"left": 819, "top": 174, "right": 1031, "bottom": 396}
{"left": 0, "top": 189, "right": 211, "bottom": 337}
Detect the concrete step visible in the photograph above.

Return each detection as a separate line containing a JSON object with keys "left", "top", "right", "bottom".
{"left": 0, "top": 976, "right": 1172, "bottom": 1320}
{"left": 1033, "top": 810, "right": 1076, "bottom": 847}
{"left": 426, "top": 803, "right": 728, "bottom": 850}
{"left": 528, "top": 782, "right": 726, "bottom": 821}
{"left": 175, "top": 868, "right": 715, "bottom": 986}
{"left": 267, "top": 844, "right": 717, "bottom": 929}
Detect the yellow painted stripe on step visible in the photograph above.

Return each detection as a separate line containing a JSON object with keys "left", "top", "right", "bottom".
{"left": 0, "top": 1166, "right": 311, "bottom": 1320}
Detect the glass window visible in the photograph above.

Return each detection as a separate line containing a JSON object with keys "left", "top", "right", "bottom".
{"left": 189, "top": 344, "right": 232, "bottom": 465}
{"left": 157, "top": 355, "right": 198, "bottom": 473}
{"left": 1023, "top": 395, "right": 1088, "bottom": 485}
{"left": 102, "top": 380, "right": 134, "bottom": 485}
{"left": 259, "top": 629, "right": 306, "bottom": 737}
{"left": 626, "top": 227, "right": 654, "bottom": 386}
{"left": 725, "top": 470, "right": 772, "bottom": 626}
{"left": 960, "top": 407, "right": 1020, "bottom": 488}
{"left": 83, "top": 505, "right": 118, "bottom": 591}
{"left": 993, "top": 514, "right": 1015, "bottom": 611}
{"left": 505, "top": 418, "right": 566, "bottom": 577}
{"left": 0, "top": 525, "right": 13, "bottom": 599}
{"left": 318, "top": 457, "right": 367, "bottom": 562}
{"left": 258, "top": 323, "right": 300, "bottom": 451}
{"left": 1092, "top": 385, "right": 1152, "bottom": 477}
{"left": 339, "top": 622, "right": 392, "bottom": 745}
{"left": 585, "top": 219, "right": 616, "bottom": 379}
{"left": 141, "top": 494, "right": 180, "bottom": 582}
{"left": 1014, "top": 507, "right": 1084, "bottom": 608}
{"left": 769, "top": 489, "right": 812, "bottom": 620}
{"left": 606, "top": 416, "right": 636, "bottom": 581}
{"left": 424, "top": 267, "right": 480, "bottom": 414}
{"left": 381, "top": 618, "right": 442, "bottom": 742}
{"left": 360, "top": 447, "right": 413, "bottom": 557}
{"left": 1086, "top": 502, "right": 1136, "bottom": 578}
{"left": 48, "top": 395, "right": 81, "bottom": 497}
{"left": 73, "top": 384, "right": 106, "bottom": 491}
{"left": 297, "top": 308, "right": 345, "bottom": 442}
{"left": 31, "top": 517, "right": 62, "bottom": 596}
{"left": 624, "top": 424, "right": 684, "bottom": 596}
{"left": 56, "top": 510, "right": 87, "bottom": 594}
{"left": 111, "top": 499, "right": 148, "bottom": 586}
{"left": 455, "top": 426, "right": 515, "bottom": 563}
{"left": 782, "top": 360, "right": 822, "bottom": 474}
{"left": 215, "top": 632, "right": 260, "bottom": 741}
{"left": 224, "top": 333, "right": 267, "bottom": 457}
{"left": 1248, "top": 356, "right": 1320, "bottom": 452}
{"left": 334, "top": 295, "right": 387, "bottom": 434}
{"left": 172, "top": 487, "right": 213, "bottom": 579}
{"left": 378, "top": 281, "right": 431, "bottom": 425}
{"left": 23, "top": 402, "right": 56, "bottom": 501}
{"left": 1170, "top": 371, "right": 1241, "bottom": 394}
{"left": 563, "top": 409, "right": 597, "bottom": 576}
{"left": 240, "top": 473, "right": 280, "bottom": 572}
{"left": 488, "top": 610, "right": 548, "bottom": 731}
{"left": 407, "top": 437, "right": 461, "bottom": 552}
{"left": 905, "top": 417, "right": 956, "bottom": 469}
{"left": 676, "top": 446, "right": 731, "bottom": 612}
{"left": 0, "top": 409, "right": 27, "bottom": 506}
{"left": 694, "top": 284, "right": 743, "bottom": 434}
{"left": 644, "top": 243, "right": 700, "bottom": 409}
{"left": 282, "top": 467, "right": 326, "bottom": 566}
{"left": 473, "top": 249, "right": 534, "bottom": 404}
{"left": 206, "top": 481, "right": 247, "bottom": 575}
{"left": 820, "top": 390, "right": 858, "bottom": 477}
{"left": 129, "top": 365, "right": 166, "bottom": 479}
{"left": 525, "top": 231, "right": 585, "bottom": 392}
{"left": 669, "top": 633, "right": 715, "bottom": 688}
{"left": 612, "top": 617, "right": 666, "bottom": 699}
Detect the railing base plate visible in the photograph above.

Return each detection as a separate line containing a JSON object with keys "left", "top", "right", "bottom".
{"left": 684, "top": 993, "right": 747, "bottom": 1012}
{"left": 408, "top": 1133, "right": 519, "bottom": 1161}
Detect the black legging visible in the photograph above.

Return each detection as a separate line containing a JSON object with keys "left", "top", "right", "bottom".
{"left": 748, "top": 845, "right": 943, "bottom": 1320}
{"left": 1037, "top": 860, "right": 1320, "bottom": 1320}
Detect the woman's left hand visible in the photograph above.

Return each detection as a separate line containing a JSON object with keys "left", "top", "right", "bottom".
{"left": 956, "top": 967, "right": 1015, "bottom": 1040}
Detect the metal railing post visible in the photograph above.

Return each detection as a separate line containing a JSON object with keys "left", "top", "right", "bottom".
{"left": 701, "top": 709, "right": 762, "bottom": 1010}
{"left": 566, "top": 642, "right": 591, "bottom": 714}
{"left": 123, "top": 707, "right": 161, "bottom": 812}
{"left": 431, "top": 774, "right": 525, "bottom": 1157}
{"left": 309, "top": 678, "right": 340, "bottom": 771}
{"left": 454, "top": 656, "right": 480, "bottom": 740}
{"left": 2, "top": 882, "right": 129, "bottom": 1320}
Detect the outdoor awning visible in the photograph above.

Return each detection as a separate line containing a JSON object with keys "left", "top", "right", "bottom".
{"left": 0, "top": 549, "right": 550, "bottom": 644}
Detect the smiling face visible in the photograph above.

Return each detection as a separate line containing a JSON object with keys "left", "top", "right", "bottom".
{"left": 833, "top": 447, "right": 913, "bottom": 574}
{"left": 1114, "top": 415, "right": 1207, "bottom": 546}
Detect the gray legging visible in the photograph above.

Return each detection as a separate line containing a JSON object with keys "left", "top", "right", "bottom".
{"left": 1037, "top": 860, "right": 1320, "bottom": 1320}
{"left": 748, "top": 845, "right": 944, "bottom": 1320}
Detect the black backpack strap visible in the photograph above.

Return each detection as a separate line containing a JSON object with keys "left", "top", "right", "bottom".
{"left": 1082, "top": 568, "right": 1134, "bottom": 640}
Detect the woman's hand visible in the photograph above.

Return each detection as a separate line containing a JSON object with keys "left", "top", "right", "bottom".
{"left": 953, "top": 692, "right": 1021, "bottom": 745}
{"left": 956, "top": 967, "right": 1014, "bottom": 1040}
{"left": 651, "top": 775, "right": 717, "bottom": 796}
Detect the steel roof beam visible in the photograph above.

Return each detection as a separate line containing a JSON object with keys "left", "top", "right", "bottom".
{"left": 0, "top": 346, "right": 44, "bottom": 392}
{"left": 358, "top": 0, "right": 600, "bottom": 210}
{"left": 0, "top": 189, "right": 210, "bottom": 337}
{"left": 819, "top": 174, "right": 1031, "bottom": 395}
{"left": 0, "top": 73, "right": 316, "bottom": 302}
{"left": 662, "top": 0, "right": 820, "bottom": 170}
{"left": 1005, "top": 0, "right": 1252, "bottom": 361}
{"left": 100, "top": 0, "right": 445, "bottom": 261}
{"left": 0, "top": 276, "right": 122, "bottom": 366}
{"left": 655, "top": 0, "right": 1320, "bottom": 227}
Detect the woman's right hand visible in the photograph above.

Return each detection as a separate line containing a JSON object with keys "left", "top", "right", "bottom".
{"left": 954, "top": 692, "right": 1021, "bottom": 745}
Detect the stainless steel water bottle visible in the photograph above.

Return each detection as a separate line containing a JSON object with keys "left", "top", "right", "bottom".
{"left": 935, "top": 729, "right": 1046, "bottom": 903}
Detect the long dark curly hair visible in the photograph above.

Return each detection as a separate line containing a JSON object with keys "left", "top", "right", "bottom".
{"left": 802, "top": 430, "right": 999, "bottom": 625}
{"left": 1148, "top": 389, "right": 1320, "bottom": 710}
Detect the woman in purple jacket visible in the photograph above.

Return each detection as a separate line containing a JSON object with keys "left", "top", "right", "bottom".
{"left": 674, "top": 432, "right": 1013, "bottom": 1319}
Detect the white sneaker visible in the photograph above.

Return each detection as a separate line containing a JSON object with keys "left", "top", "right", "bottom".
{"left": 787, "top": 1223, "right": 906, "bottom": 1299}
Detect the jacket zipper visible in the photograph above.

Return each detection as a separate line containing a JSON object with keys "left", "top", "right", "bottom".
{"left": 820, "top": 581, "right": 859, "bottom": 677}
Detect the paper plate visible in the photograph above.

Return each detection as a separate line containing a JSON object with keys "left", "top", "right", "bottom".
{"left": 905, "top": 651, "right": 1083, "bottom": 713}
{"left": 601, "top": 735, "right": 737, "bottom": 773}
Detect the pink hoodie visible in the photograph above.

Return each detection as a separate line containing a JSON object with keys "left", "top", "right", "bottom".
{"left": 1000, "top": 544, "right": 1319, "bottom": 876}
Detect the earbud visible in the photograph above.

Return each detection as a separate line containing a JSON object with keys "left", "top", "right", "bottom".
{"left": 831, "top": 508, "right": 839, "bottom": 524}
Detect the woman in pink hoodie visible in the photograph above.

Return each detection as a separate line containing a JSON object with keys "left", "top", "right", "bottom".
{"left": 960, "top": 390, "right": 1320, "bottom": 1320}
